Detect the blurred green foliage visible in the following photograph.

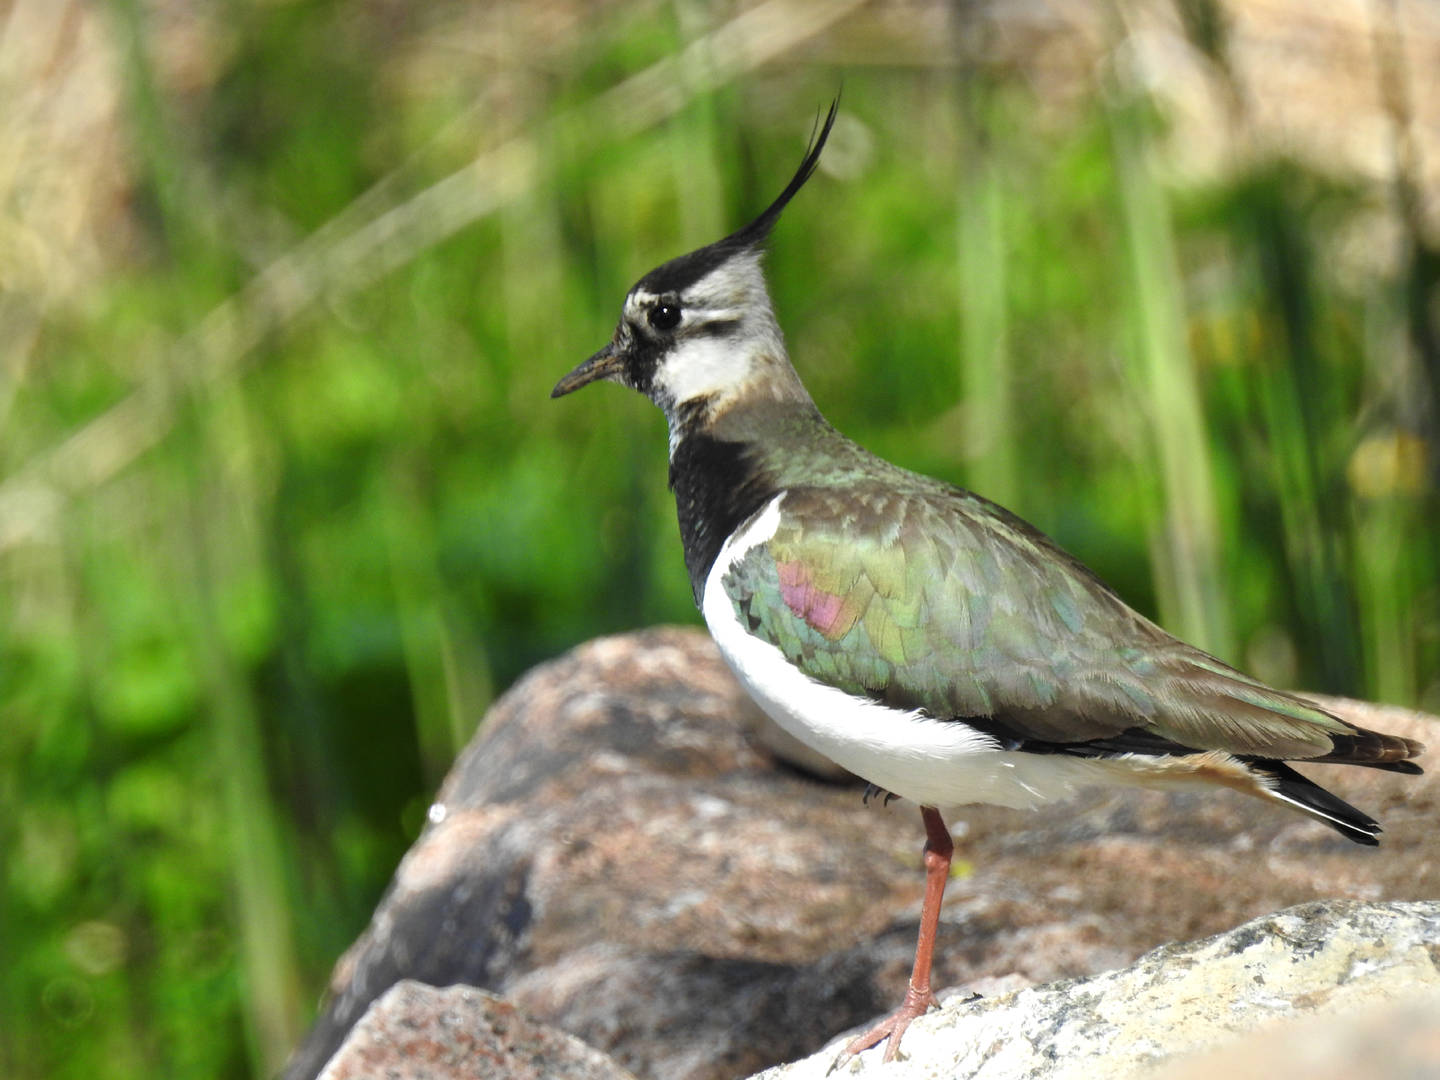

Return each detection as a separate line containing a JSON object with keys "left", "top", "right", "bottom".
{"left": 1, "top": 2, "right": 1436, "bottom": 1079}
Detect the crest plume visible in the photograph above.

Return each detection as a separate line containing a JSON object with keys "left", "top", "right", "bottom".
{"left": 727, "top": 96, "right": 840, "bottom": 251}
{"left": 634, "top": 97, "right": 841, "bottom": 297}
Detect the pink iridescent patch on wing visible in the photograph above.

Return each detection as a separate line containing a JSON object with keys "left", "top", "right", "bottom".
{"left": 777, "top": 560, "right": 857, "bottom": 640}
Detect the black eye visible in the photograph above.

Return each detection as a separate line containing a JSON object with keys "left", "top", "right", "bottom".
{"left": 648, "top": 302, "right": 681, "bottom": 331}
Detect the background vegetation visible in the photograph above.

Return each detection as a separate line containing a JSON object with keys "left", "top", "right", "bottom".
{"left": 2, "top": 1, "right": 1436, "bottom": 1078}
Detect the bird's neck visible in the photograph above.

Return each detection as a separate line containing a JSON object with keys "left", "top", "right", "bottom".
{"left": 656, "top": 340, "right": 813, "bottom": 451}
{"left": 666, "top": 387, "right": 830, "bottom": 606}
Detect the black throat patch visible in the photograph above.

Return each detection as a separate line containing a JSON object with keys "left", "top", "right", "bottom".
{"left": 668, "top": 427, "right": 781, "bottom": 606}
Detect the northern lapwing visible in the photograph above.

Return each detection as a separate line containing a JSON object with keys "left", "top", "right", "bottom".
{"left": 551, "top": 100, "right": 1426, "bottom": 1062}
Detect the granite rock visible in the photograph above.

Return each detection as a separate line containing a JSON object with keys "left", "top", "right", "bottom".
{"left": 756, "top": 900, "right": 1440, "bottom": 1079}
{"left": 317, "top": 980, "right": 636, "bottom": 1080}
{"left": 284, "top": 627, "right": 1437, "bottom": 1080}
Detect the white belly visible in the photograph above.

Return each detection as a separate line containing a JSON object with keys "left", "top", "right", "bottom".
{"left": 701, "top": 495, "right": 1126, "bottom": 812}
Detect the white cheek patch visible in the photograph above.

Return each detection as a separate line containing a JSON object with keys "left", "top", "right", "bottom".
{"left": 653, "top": 335, "right": 746, "bottom": 405}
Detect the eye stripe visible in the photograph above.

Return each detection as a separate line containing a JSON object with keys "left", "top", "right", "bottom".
{"left": 689, "top": 318, "right": 741, "bottom": 338}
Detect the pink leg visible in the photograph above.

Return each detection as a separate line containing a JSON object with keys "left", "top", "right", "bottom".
{"left": 842, "top": 806, "right": 954, "bottom": 1063}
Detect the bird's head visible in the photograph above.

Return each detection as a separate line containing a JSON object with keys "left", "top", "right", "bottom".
{"left": 552, "top": 100, "right": 838, "bottom": 439}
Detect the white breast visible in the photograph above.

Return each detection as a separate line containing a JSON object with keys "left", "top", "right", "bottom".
{"left": 700, "top": 493, "right": 1132, "bottom": 812}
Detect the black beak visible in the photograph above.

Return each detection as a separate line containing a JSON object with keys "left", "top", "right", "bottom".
{"left": 551, "top": 343, "right": 625, "bottom": 398}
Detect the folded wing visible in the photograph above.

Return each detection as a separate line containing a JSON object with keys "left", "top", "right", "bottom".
{"left": 720, "top": 483, "right": 1423, "bottom": 767}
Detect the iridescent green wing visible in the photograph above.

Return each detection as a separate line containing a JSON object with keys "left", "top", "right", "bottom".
{"left": 720, "top": 484, "right": 1358, "bottom": 760}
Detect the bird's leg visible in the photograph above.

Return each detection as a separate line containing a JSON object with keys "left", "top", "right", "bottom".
{"left": 841, "top": 805, "right": 953, "bottom": 1063}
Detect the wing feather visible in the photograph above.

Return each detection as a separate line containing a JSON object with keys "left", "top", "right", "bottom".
{"left": 720, "top": 483, "right": 1407, "bottom": 764}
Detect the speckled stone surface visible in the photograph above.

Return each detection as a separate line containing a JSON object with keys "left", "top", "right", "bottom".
{"left": 755, "top": 901, "right": 1440, "bottom": 1080}
{"left": 285, "top": 627, "right": 1436, "bottom": 1080}
{"left": 317, "top": 981, "right": 636, "bottom": 1080}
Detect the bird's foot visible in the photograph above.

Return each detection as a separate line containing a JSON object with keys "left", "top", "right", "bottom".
{"left": 831, "top": 985, "right": 937, "bottom": 1068}
{"left": 861, "top": 783, "right": 901, "bottom": 807}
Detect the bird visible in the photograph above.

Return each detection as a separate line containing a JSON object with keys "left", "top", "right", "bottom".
{"left": 550, "top": 100, "right": 1426, "bottom": 1063}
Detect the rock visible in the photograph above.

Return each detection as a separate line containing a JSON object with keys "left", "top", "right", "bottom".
{"left": 282, "top": 628, "right": 916, "bottom": 1080}
{"left": 317, "top": 980, "right": 636, "bottom": 1080}
{"left": 284, "top": 627, "right": 1437, "bottom": 1080}
{"left": 1153, "top": 997, "right": 1440, "bottom": 1080}
{"left": 755, "top": 900, "right": 1440, "bottom": 1079}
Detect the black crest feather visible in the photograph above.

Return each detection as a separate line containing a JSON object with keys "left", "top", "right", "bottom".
{"left": 635, "top": 97, "right": 841, "bottom": 296}
{"left": 726, "top": 96, "right": 840, "bottom": 251}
